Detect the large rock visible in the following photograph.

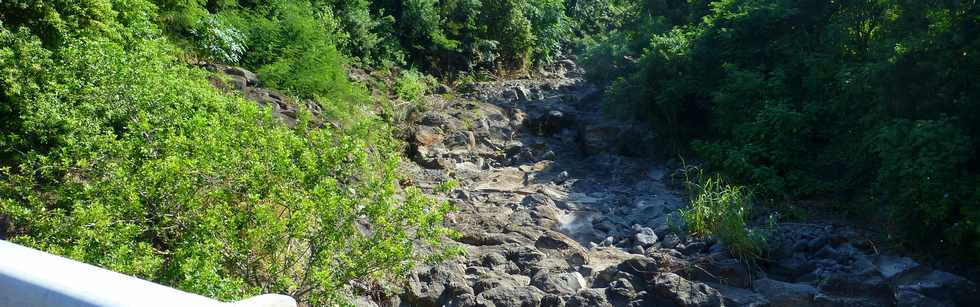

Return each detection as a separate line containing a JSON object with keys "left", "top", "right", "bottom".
{"left": 770, "top": 253, "right": 815, "bottom": 281}
{"left": 711, "top": 283, "right": 769, "bottom": 307}
{"left": 504, "top": 246, "right": 547, "bottom": 269}
{"left": 223, "top": 66, "right": 259, "bottom": 86}
{"left": 526, "top": 108, "right": 573, "bottom": 136}
{"left": 566, "top": 289, "right": 613, "bottom": 307}
{"left": 474, "top": 167, "right": 527, "bottom": 192}
{"left": 606, "top": 278, "right": 638, "bottom": 304}
{"left": 475, "top": 285, "right": 545, "bottom": 307}
{"left": 897, "top": 270, "right": 979, "bottom": 306}
{"left": 513, "top": 86, "right": 530, "bottom": 101}
{"left": 894, "top": 288, "right": 955, "bottom": 307}
{"left": 472, "top": 270, "right": 531, "bottom": 294}
{"left": 402, "top": 263, "right": 474, "bottom": 306}
{"left": 753, "top": 278, "right": 818, "bottom": 307}
{"left": 693, "top": 258, "right": 751, "bottom": 289}
{"left": 633, "top": 226, "right": 659, "bottom": 247}
{"left": 817, "top": 270, "right": 890, "bottom": 300}
{"left": 875, "top": 256, "right": 920, "bottom": 280}
{"left": 415, "top": 126, "right": 445, "bottom": 146}
{"left": 577, "top": 125, "right": 620, "bottom": 155}
{"left": 534, "top": 232, "right": 590, "bottom": 267}
{"left": 812, "top": 293, "right": 881, "bottom": 307}
{"left": 420, "top": 112, "right": 453, "bottom": 129}
{"left": 651, "top": 273, "right": 725, "bottom": 307}
{"left": 531, "top": 271, "right": 587, "bottom": 295}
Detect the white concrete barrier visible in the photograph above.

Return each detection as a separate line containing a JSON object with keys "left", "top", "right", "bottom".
{"left": 0, "top": 240, "right": 297, "bottom": 307}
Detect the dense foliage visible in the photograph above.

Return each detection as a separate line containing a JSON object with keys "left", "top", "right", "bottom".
{"left": 155, "top": 0, "right": 576, "bottom": 77}
{"left": 0, "top": 0, "right": 455, "bottom": 304}
{"left": 584, "top": 0, "right": 980, "bottom": 261}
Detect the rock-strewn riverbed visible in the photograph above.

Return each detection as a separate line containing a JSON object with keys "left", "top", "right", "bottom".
{"left": 362, "top": 62, "right": 978, "bottom": 307}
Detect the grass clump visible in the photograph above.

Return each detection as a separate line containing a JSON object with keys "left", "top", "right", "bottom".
{"left": 680, "top": 168, "right": 768, "bottom": 263}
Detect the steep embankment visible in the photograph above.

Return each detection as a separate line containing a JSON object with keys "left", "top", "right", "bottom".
{"left": 384, "top": 61, "right": 978, "bottom": 307}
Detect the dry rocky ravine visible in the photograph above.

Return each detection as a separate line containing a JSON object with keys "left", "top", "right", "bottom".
{"left": 384, "top": 61, "right": 977, "bottom": 307}
{"left": 200, "top": 60, "right": 978, "bottom": 307}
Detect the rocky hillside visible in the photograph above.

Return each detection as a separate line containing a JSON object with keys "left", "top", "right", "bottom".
{"left": 366, "top": 61, "right": 979, "bottom": 307}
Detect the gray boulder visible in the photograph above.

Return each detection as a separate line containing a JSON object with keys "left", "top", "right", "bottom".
{"left": 402, "top": 263, "right": 474, "bottom": 307}
{"left": 875, "top": 256, "right": 920, "bottom": 280}
{"left": 475, "top": 285, "right": 545, "bottom": 307}
{"left": 223, "top": 66, "right": 258, "bottom": 86}
{"left": 898, "top": 270, "right": 978, "bottom": 306}
{"left": 651, "top": 273, "right": 725, "bottom": 307}
{"left": 566, "top": 289, "right": 613, "bottom": 307}
{"left": 753, "top": 278, "right": 818, "bottom": 307}
{"left": 711, "top": 283, "right": 769, "bottom": 307}
{"left": 633, "top": 227, "right": 659, "bottom": 247}
{"left": 894, "top": 288, "right": 955, "bottom": 307}
{"left": 531, "top": 271, "right": 587, "bottom": 295}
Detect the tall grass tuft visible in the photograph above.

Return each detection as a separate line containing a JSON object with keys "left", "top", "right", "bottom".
{"left": 680, "top": 168, "right": 768, "bottom": 263}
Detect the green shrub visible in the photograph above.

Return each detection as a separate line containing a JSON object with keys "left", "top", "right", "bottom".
{"left": 395, "top": 69, "right": 433, "bottom": 102}
{"left": 525, "top": 0, "right": 571, "bottom": 64}
{"left": 585, "top": 0, "right": 980, "bottom": 262}
{"left": 0, "top": 2, "right": 452, "bottom": 304}
{"left": 869, "top": 119, "right": 974, "bottom": 247}
{"left": 481, "top": 0, "right": 535, "bottom": 69}
{"left": 190, "top": 15, "right": 246, "bottom": 63}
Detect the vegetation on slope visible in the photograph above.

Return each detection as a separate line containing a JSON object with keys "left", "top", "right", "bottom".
{"left": 582, "top": 0, "right": 980, "bottom": 262}
{"left": 0, "top": 0, "right": 457, "bottom": 304}
{"left": 0, "top": 0, "right": 601, "bottom": 303}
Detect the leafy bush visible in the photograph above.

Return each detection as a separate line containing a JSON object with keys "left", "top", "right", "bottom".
{"left": 585, "top": 0, "right": 980, "bottom": 261}
{"left": 191, "top": 15, "right": 246, "bottom": 63}
{"left": 395, "top": 69, "right": 433, "bottom": 102}
{"left": 869, "top": 119, "right": 974, "bottom": 242}
{"left": 0, "top": 1, "right": 452, "bottom": 304}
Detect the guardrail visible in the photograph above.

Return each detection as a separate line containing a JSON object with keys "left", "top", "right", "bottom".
{"left": 0, "top": 240, "right": 297, "bottom": 307}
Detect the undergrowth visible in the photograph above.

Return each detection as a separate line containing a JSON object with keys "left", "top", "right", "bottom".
{"left": 680, "top": 167, "right": 770, "bottom": 264}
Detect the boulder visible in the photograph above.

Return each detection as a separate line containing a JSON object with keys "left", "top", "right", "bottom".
{"left": 415, "top": 126, "right": 444, "bottom": 146}
{"left": 606, "top": 278, "right": 638, "bottom": 304}
{"left": 633, "top": 226, "right": 659, "bottom": 247}
{"left": 475, "top": 285, "right": 545, "bottom": 307}
{"left": 875, "top": 256, "right": 920, "bottom": 280}
{"left": 535, "top": 232, "right": 590, "bottom": 266}
{"left": 817, "top": 270, "right": 890, "bottom": 299}
{"left": 651, "top": 273, "right": 725, "bottom": 307}
{"left": 894, "top": 288, "right": 955, "bottom": 307}
{"left": 504, "top": 246, "right": 547, "bottom": 269}
{"left": 513, "top": 86, "right": 530, "bottom": 101}
{"left": 694, "top": 258, "right": 751, "bottom": 289}
{"left": 770, "top": 253, "right": 815, "bottom": 281}
{"left": 898, "top": 270, "right": 978, "bottom": 306}
{"left": 420, "top": 112, "right": 453, "bottom": 129}
{"left": 402, "top": 263, "right": 474, "bottom": 306}
{"left": 813, "top": 293, "right": 881, "bottom": 307}
{"left": 540, "top": 294, "right": 565, "bottom": 307}
{"left": 352, "top": 296, "right": 379, "bottom": 307}
{"left": 711, "top": 283, "right": 769, "bottom": 307}
{"left": 223, "top": 66, "right": 258, "bottom": 86}
{"left": 566, "top": 289, "right": 613, "bottom": 307}
{"left": 522, "top": 193, "right": 556, "bottom": 208}
{"left": 445, "top": 293, "right": 477, "bottom": 307}
{"left": 227, "top": 75, "right": 248, "bottom": 91}
{"left": 531, "top": 271, "right": 587, "bottom": 295}
{"left": 482, "top": 252, "right": 510, "bottom": 268}
{"left": 577, "top": 125, "right": 620, "bottom": 155}
{"left": 753, "top": 278, "right": 818, "bottom": 307}
{"left": 472, "top": 270, "right": 532, "bottom": 294}
{"left": 661, "top": 233, "right": 681, "bottom": 249}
